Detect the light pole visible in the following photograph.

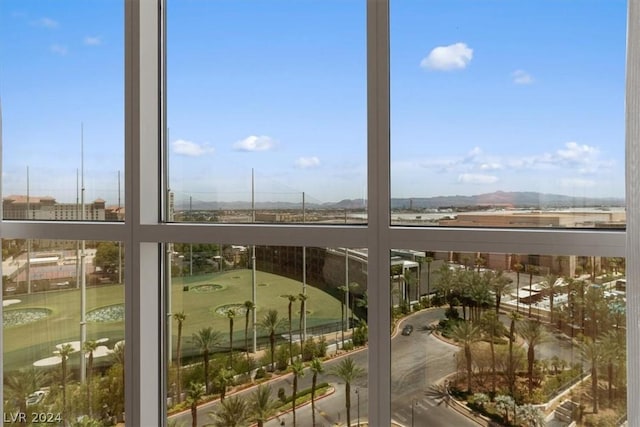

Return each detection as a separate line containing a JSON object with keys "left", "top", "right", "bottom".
{"left": 355, "top": 388, "right": 360, "bottom": 427}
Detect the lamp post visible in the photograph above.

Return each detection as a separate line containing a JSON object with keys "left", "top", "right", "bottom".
{"left": 355, "top": 388, "right": 360, "bottom": 427}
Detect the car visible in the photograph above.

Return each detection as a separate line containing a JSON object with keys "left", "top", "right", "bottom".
{"left": 26, "top": 390, "right": 47, "bottom": 406}
{"left": 401, "top": 324, "right": 414, "bottom": 336}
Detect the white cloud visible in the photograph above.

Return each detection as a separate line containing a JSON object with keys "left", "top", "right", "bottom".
{"left": 84, "top": 36, "right": 102, "bottom": 46}
{"left": 512, "top": 69, "right": 534, "bottom": 85}
{"left": 50, "top": 44, "right": 68, "bottom": 55}
{"left": 556, "top": 141, "right": 598, "bottom": 161}
{"left": 420, "top": 42, "right": 473, "bottom": 71}
{"left": 172, "top": 139, "right": 215, "bottom": 157}
{"left": 295, "top": 156, "right": 320, "bottom": 169}
{"left": 479, "top": 162, "right": 503, "bottom": 171}
{"left": 33, "top": 17, "right": 59, "bottom": 28}
{"left": 457, "top": 173, "right": 499, "bottom": 184}
{"left": 233, "top": 135, "right": 275, "bottom": 152}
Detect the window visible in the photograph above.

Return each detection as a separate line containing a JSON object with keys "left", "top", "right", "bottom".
{"left": 1, "top": 1, "right": 636, "bottom": 426}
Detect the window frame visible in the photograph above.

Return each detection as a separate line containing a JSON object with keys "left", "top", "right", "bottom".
{"left": 0, "top": 0, "right": 636, "bottom": 425}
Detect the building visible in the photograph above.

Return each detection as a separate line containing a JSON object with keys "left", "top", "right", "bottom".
{"left": 3, "top": 195, "right": 106, "bottom": 221}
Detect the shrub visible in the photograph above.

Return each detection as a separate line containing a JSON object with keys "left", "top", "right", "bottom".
{"left": 275, "top": 344, "right": 290, "bottom": 371}
{"left": 254, "top": 367, "right": 266, "bottom": 380}
{"left": 277, "top": 387, "right": 287, "bottom": 403}
{"left": 352, "top": 324, "right": 368, "bottom": 346}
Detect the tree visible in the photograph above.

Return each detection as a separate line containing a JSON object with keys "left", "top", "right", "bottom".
{"left": 424, "top": 256, "right": 434, "bottom": 304}
{"left": 226, "top": 308, "right": 236, "bottom": 367}
{"left": 310, "top": 357, "right": 324, "bottom": 427}
{"left": 489, "top": 270, "right": 512, "bottom": 314}
{"left": 258, "top": 309, "right": 283, "bottom": 371}
{"left": 82, "top": 339, "right": 99, "bottom": 416}
{"left": 480, "top": 311, "right": 506, "bottom": 395}
{"left": 210, "top": 395, "right": 249, "bottom": 427}
{"left": 495, "top": 395, "right": 516, "bottom": 425}
{"left": 4, "top": 368, "right": 46, "bottom": 426}
{"left": 242, "top": 301, "right": 255, "bottom": 362}
{"left": 56, "top": 343, "right": 76, "bottom": 422}
{"left": 602, "top": 330, "right": 625, "bottom": 405}
{"left": 540, "top": 274, "right": 559, "bottom": 324}
{"left": 331, "top": 357, "right": 365, "bottom": 427}
{"left": 173, "top": 311, "right": 187, "bottom": 403}
{"left": 527, "top": 266, "right": 540, "bottom": 318}
{"left": 186, "top": 382, "right": 204, "bottom": 427}
{"left": 514, "top": 262, "right": 524, "bottom": 313}
{"left": 215, "top": 367, "right": 235, "bottom": 401}
{"left": 450, "top": 321, "right": 482, "bottom": 393}
{"left": 298, "top": 293, "right": 308, "bottom": 345}
{"left": 282, "top": 294, "right": 298, "bottom": 365}
{"left": 581, "top": 336, "right": 605, "bottom": 413}
{"left": 94, "top": 241, "right": 120, "bottom": 274}
{"left": 507, "top": 311, "right": 521, "bottom": 397}
{"left": 517, "top": 319, "right": 548, "bottom": 396}
{"left": 192, "top": 327, "right": 222, "bottom": 393}
{"left": 248, "top": 384, "right": 277, "bottom": 427}
{"left": 290, "top": 359, "right": 305, "bottom": 426}
{"left": 517, "top": 403, "right": 545, "bottom": 427}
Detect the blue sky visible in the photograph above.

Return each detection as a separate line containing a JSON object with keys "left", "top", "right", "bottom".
{"left": 0, "top": 0, "right": 627, "bottom": 206}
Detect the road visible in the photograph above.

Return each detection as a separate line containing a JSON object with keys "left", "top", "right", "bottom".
{"left": 170, "top": 307, "right": 577, "bottom": 426}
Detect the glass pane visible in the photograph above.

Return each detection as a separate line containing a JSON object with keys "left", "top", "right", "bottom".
{"left": 1, "top": 1, "right": 125, "bottom": 221}
{"left": 390, "top": 249, "right": 626, "bottom": 426}
{"left": 166, "top": 245, "right": 368, "bottom": 427}
{"left": 2, "top": 238, "right": 125, "bottom": 423}
{"left": 167, "top": 1, "right": 367, "bottom": 224}
{"left": 390, "top": 1, "right": 626, "bottom": 228}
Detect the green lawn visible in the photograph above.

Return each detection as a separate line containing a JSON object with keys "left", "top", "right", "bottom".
{"left": 3, "top": 269, "right": 342, "bottom": 371}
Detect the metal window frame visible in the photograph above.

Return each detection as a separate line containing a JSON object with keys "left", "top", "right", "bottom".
{"left": 0, "top": 0, "right": 636, "bottom": 425}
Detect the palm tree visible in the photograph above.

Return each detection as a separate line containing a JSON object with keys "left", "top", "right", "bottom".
{"left": 517, "top": 319, "right": 548, "bottom": 396}
{"left": 248, "top": 384, "right": 277, "bottom": 427}
{"left": 82, "top": 339, "right": 98, "bottom": 416}
{"left": 243, "top": 301, "right": 255, "bottom": 360}
{"left": 282, "top": 294, "right": 298, "bottom": 365}
{"left": 495, "top": 394, "right": 516, "bottom": 425}
{"left": 290, "top": 359, "right": 305, "bottom": 426}
{"left": 507, "top": 311, "right": 520, "bottom": 397}
{"left": 423, "top": 256, "right": 434, "bottom": 304}
{"left": 527, "top": 266, "right": 540, "bottom": 318}
{"left": 298, "top": 293, "right": 308, "bottom": 346}
{"left": 450, "top": 321, "right": 482, "bottom": 393}
{"left": 216, "top": 367, "right": 235, "bottom": 401}
{"left": 517, "top": 403, "right": 545, "bottom": 427}
{"left": 480, "top": 311, "right": 506, "bottom": 395}
{"left": 310, "top": 357, "right": 324, "bottom": 427}
{"left": 192, "top": 327, "right": 222, "bottom": 393}
{"left": 258, "top": 309, "right": 283, "bottom": 371}
{"left": 514, "top": 262, "right": 524, "bottom": 313}
{"left": 186, "top": 382, "right": 204, "bottom": 427}
{"left": 173, "top": 311, "right": 187, "bottom": 402}
{"left": 489, "top": 270, "right": 512, "bottom": 314}
{"left": 56, "top": 343, "right": 75, "bottom": 421}
{"left": 602, "top": 329, "right": 625, "bottom": 405}
{"left": 331, "top": 357, "right": 365, "bottom": 427}
{"left": 4, "top": 368, "right": 46, "bottom": 425}
{"left": 580, "top": 336, "right": 605, "bottom": 413}
{"left": 210, "top": 394, "right": 249, "bottom": 427}
{"left": 227, "top": 308, "right": 236, "bottom": 367}
{"left": 540, "top": 274, "right": 559, "bottom": 324}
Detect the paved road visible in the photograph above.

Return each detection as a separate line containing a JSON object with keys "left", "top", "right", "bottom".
{"left": 170, "top": 307, "right": 577, "bottom": 426}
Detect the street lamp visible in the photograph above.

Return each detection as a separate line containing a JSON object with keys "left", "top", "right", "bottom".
{"left": 355, "top": 388, "right": 360, "bottom": 427}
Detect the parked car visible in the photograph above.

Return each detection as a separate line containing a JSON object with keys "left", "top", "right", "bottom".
{"left": 401, "top": 324, "right": 414, "bottom": 336}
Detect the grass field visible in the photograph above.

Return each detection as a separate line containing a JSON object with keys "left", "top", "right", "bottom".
{"left": 3, "top": 268, "right": 343, "bottom": 371}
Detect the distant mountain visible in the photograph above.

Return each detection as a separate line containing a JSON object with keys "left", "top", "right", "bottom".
{"left": 175, "top": 191, "right": 624, "bottom": 211}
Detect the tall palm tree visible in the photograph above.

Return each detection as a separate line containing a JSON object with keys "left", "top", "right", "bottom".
{"left": 480, "top": 311, "right": 506, "bottom": 395}
{"left": 82, "top": 339, "right": 98, "bottom": 416}
{"left": 186, "top": 382, "right": 204, "bottom": 427}
{"left": 423, "top": 256, "right": 434, "bottom": 303}
{"left": 282, "top": 294, "right": 298, "bottom": 365}
{"left": 258, "top": 309, "right": 283, "bottom": 371}
{"left": 507, "top": 311, "right": 520, "bottom": 397}
{"left": 450, "top": 321, "right": 482, "bottom": 393}
{"left": 290, "top": 359, "right": 305, "bottom": 426}
{"left": 310, "top": 357, "right": 324, "bottom": 427}
{"left": 602, "top": 329, "right": 625, "bottom": 405}
{"left": 173, "top": 311, "right": 187, "bottom": 402}
{"left": 580, "top": 336, "right": 605, "bottom": 414}
{"left": 226, "top": 308, "right": 236, "bottom": 368}
{"left": 331, "top": 357, "right": 365, "bottom": 427}
{"left": 243, "top": 301, "right": 255, "bottom": 360}
{"left": 514, "top": 262, "right": 524, "bottom": 313}
{"left": 56, "top": 343, "right": 75, "bottom": 422}
{"left": 489, "top": 270, "right": 512, "bottom": 314}
{"left": 210, "top": 394, "right": 249, "bottom": 427}
{"left": 216, "top": 367, "right": 235, "bottom": 401}
{"left": 540, "top": 274, "right": 559, "bottom": 324}
{"left": 191, "top": 327, "right": 222, "bottom": 393}
{"left": 248, "top": 384, "right": 277, "bottom": 427}
{"left": 517, "top": 319, "right": 548, "bottom": 396}
{"left": 527, "top": 266, "right": 540, "bottom": 318}
{"left": 298, "top": 293, "right": 308, "bottom": 346}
